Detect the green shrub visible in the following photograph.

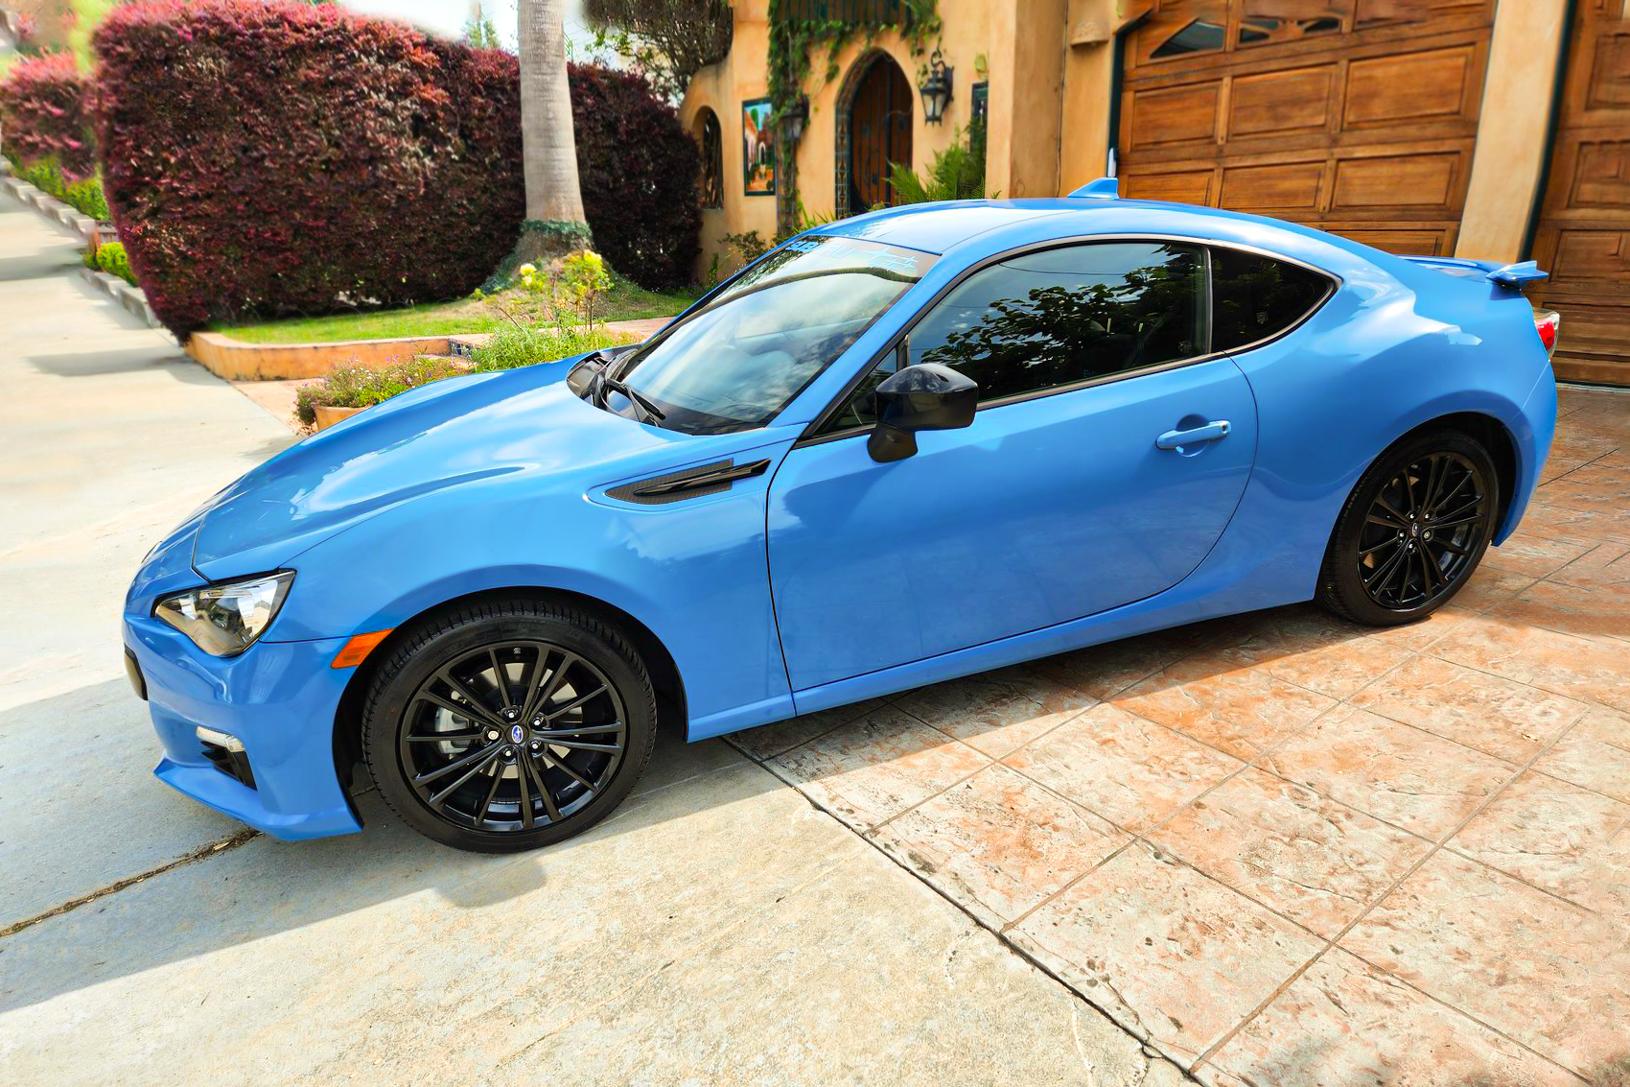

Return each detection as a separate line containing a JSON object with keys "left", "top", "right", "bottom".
{"left": 469, "top": 325, "right": 630, "bottom": 373}
{"left": 93, "top": 240, "right": 136, "bottom": 285}
{"left": 720, "top": 230, "right": 769, "bottom": 268}
{"left": 886, "top": 119, "right": 989, "bottom": 205}
{"left": 294, "top": 356, "right": 463, "bottom": 427}
{"left": 18, "top": 155, "right": 66, "bottom": 199}
{"left": 292, "top": 326, "right": 634, "bottom": 427}
{"left": 15, "top": 153, "right": 110, "bottom": 219}
{"left": 63, "top": 174, "right": 109, "bottom": 219}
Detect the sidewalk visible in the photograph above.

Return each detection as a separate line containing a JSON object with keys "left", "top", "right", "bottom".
{"left": 0, "top": 193, "right": 1176, "bottom": 1084}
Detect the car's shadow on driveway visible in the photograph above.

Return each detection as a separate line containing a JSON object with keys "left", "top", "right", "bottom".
{"left": 0, "top": 707, "right": 781, "bottom": 1015}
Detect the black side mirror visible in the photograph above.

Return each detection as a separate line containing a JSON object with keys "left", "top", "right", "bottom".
{"left": 867, "top": 363, "right": 978, "bottom": 462}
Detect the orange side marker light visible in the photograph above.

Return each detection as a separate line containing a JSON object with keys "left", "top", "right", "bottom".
{"left": 331, "top": 629, "right": 393, "bottom": 669}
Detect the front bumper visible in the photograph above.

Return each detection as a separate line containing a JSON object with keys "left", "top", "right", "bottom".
{"left": 124, "top": 616, "right": 363, "bottom": 840}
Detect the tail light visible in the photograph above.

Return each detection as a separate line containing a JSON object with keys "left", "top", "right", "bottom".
{"left": 1534, "top": 310, "right": 1560, "bottom": 357}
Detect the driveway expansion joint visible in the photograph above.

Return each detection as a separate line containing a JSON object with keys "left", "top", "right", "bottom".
{"left": 0, "top": 829, "right": 259, "bottom": 941}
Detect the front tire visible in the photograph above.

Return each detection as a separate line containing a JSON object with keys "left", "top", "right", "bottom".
{"left": 1318, "top": 429, "right": 1499, "bottom": 627}
{"left": 362, "top": 597, "right": 656, "bottom": 853}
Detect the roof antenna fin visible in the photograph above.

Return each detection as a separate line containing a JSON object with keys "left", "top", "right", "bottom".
{"left": 1069, "top": 177, "right": 1120, "bottom": 200}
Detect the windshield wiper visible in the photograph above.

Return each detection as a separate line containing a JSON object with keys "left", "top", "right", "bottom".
{"left": 592, "top": 370, "right": 666, "bottom": 424}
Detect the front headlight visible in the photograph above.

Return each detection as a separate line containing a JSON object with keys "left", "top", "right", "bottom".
{"left": 155, "top": 571, "right": 295, "bottom": 657}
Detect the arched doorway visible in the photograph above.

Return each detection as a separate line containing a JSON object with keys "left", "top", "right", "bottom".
{"left": 693, "top": 107, "right": 723, "bottom": 210}
{"left": 837, "top": 52, "right": 913, "bottom": 217}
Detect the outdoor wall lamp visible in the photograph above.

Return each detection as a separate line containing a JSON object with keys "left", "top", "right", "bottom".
{"left": 918, "top": 48, "right": 953, "bottom": 125}
{"left": 782, "top": 95, "right": 810, "bottom": 143}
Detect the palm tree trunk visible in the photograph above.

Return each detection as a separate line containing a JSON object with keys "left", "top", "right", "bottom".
{"left": 510, "top": 0, "right": 590, "bottom": 267}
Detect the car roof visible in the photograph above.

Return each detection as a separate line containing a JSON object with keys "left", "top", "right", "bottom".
{"left": 814, "top": 196, "right": 1395, "bottom": 279}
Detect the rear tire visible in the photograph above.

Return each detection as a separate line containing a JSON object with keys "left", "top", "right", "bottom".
{"left": 362, "top": 596, "right": 657, "bottom": 853}
{"left": 1317, "top": 429, "right": 1498, "bottom": 627}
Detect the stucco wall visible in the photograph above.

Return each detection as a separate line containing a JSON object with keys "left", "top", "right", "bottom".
{"left": 680, "top": 0, "right": 1001, "bottom": 278}
{"left": 1456, "top": 0, "right": 1570, "bottom": 262}
{"left": 680, "top": 0, "right": 1569, "bottom": 278}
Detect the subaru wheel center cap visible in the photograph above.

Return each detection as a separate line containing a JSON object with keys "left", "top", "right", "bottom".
{"left": 509, "top": 724, "right": 526, "bottom": 745}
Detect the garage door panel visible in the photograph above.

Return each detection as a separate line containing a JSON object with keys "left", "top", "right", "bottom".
{"left": 1121, "top": 169, "right": 1218, "bottom": 204}
{"left": 1120, "top": 0, "right": 1490, "bottom": 260}
{"left": 1331, "top": 150, "right": 1464, "bottom": 213}
{"left": 1559, "top": 137, "right": 1630, "bottom": 210}
{"left": 1533, "top": 0, "right": 1630, "bottom": 385}
{"left": 1126, "top": 82, "right": 1221, "bottom": 151}
{"left": 1343, "top": 45, "right": 1477, "bottom": 128}
{"left": 1227, "top": 65, "right": 1336, "bottom": 136}
{"left": 1332, "top": 225, "right": 1456, "bottom": 255}
{"left": 1220, "top": 160, "right": 1325, "bottom": 211}
{"left": 1354, "top": 0, "right": 1488, "bottom": 27}
{"left": 1546, "top": 229, "right": 1630, "bottom": 283}
{"left": 1584, "top": 23, "right": 1630, "bottom": 111}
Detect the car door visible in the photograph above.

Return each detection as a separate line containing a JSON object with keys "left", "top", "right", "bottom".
{"left": 766, "top": 240, "right": 1260, "bottom": 692}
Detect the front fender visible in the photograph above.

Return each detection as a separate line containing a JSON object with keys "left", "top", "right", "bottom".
{"left": 264, "top": 437, "right": 800, "bottom": 740}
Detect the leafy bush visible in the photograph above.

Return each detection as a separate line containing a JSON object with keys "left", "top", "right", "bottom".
{"left": 887, "top": 119, "right": 989, "bottom": 205}
{"left": 569, "top": 62, "right": 700, "bottom": 290}
{"left": 292, "top": 325, "right": 632, "bottom": 426}
{"left": 0, "top": 53, "right": 95, "bottom": 177}
{"left": 90, "top": 240, "right": 137, "bottom": 284}
{"left": 294, "top": 356, "right": 464, "bottom": 427}
{"left": 14, "top": 153, "right": 112, "bottom": 220}
{"left": 91, "top": 0, "right": 525, "bottom": 338}
{"left": 720, "top": 230, "right": 769, "bottom": 266}
{"left": 17, "top": 155, "right": 65, "bottom": 197}
{"left": 63, "top": 173, "right": 109, "bottom": 219}
{"left": 469, "top": 324, "right": 631, "bottom": 373}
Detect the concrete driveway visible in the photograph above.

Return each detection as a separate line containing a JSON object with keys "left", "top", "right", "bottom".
{"left": 4, "top": 186, "right": 1627, "bottom": 1087}
{"left": 0, "top": 194, "right": 1179, "bottom": 1084}
{"left": 735, "top": 386, "right": 1630, "bottom": 1084}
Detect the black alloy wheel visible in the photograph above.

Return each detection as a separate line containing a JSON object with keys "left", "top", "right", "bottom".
{"left": 363, "top": 598, "right": 656, "bottom": 852}
{"left": 399, "top": 642, "right": 627, "bottom": 832}
{"left": 1356, "top": 451, "right": 1488, "bottom": 611}
{"left": 1319, "top": 429, "right": 1498, "bottom": 626}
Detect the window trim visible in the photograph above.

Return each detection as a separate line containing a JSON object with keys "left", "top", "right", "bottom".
{"left": 796, "top": 233, "right": 1339, "bottom": 448}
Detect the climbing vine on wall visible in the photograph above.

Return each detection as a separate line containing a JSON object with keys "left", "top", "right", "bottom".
{"left": 765, "top": 0, "right": 939, "bottom": 232}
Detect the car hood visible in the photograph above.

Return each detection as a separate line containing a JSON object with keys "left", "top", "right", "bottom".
{"left": 190, "top": 358, "right": 707, "bottom": 579}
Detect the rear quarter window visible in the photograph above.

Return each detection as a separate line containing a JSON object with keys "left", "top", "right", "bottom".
{"left": 1211, "top": 248, "right": 1333, "bottom": 352}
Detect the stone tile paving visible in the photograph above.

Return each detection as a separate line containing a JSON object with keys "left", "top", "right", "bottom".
{"left": 732, "top": 386, "right": 1630, "bottom": 1085}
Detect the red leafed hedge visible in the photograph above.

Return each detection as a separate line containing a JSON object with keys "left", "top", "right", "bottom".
{"left": 0, "top": 52, "right": 96, "bottom": 178}
{"left": 91, "top": 0, "right": 524, "bottom": 338}
{"left": 569, "top": 63, "right": 700, "bottom": 291}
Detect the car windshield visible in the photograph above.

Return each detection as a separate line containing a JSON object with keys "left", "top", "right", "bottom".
{"left": 607, "top": 236, "right": 936, "bottom": 433}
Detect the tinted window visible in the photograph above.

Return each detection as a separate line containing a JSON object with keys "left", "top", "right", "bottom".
{"left": 824, "top": 242, "right": 1205, "bottom": 431}
{"left": 922, "top": 241, "right": 1204, "bottom": 393}
{"left": 1210, "top": 248, "right": 1330, "bottom": 351}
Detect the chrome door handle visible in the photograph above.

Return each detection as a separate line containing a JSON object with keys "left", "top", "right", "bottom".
{"left": 1155, "top": 420, "right": 1230, "bottom": 451}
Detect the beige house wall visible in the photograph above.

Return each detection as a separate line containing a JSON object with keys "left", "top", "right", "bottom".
{"left": 682, "top": 0, "right": 1568, "bottom": 277}
{"left": 1456, "top": 0, "right": 1570, "bottom": 263}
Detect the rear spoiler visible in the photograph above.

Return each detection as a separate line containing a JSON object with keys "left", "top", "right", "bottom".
{"left": 1485, "top": 260, "right": 1549, "bottom": 289}
{"left": 1402, "top": 255, "right": 1550, "bottom": 289}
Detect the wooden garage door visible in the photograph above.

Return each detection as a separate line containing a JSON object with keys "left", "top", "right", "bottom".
{"left": 1118, "top": 1, "right": 1495, "bottom": 256}
{"left": 1530, "top": 0, "right": 1630, "bottom": 386}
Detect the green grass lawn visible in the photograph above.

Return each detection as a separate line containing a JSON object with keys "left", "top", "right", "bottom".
{"left": 212, "top": 276, "right": 701, "bottom": 345}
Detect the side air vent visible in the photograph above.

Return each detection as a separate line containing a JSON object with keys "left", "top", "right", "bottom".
{"left": 606, "top": 459, "right": 771, "bottom": 506}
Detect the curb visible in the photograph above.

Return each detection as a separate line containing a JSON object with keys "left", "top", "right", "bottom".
{"left": 0, "top": 169, "right": 101, "bottom": 244}
{"left": 185, "top": 332, "right": 457, "bottom": 381}
{"left": 77, "top": 266, "right": 163, "bottom": 330}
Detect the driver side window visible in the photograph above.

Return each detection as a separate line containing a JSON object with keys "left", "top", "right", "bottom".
{"left": 822, "top": 241, "right": 1206, "bottom": 433}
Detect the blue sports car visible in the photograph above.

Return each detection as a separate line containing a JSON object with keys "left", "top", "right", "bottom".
{"left": 124, "top": 182, "right": 1561, "bottom": 852}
